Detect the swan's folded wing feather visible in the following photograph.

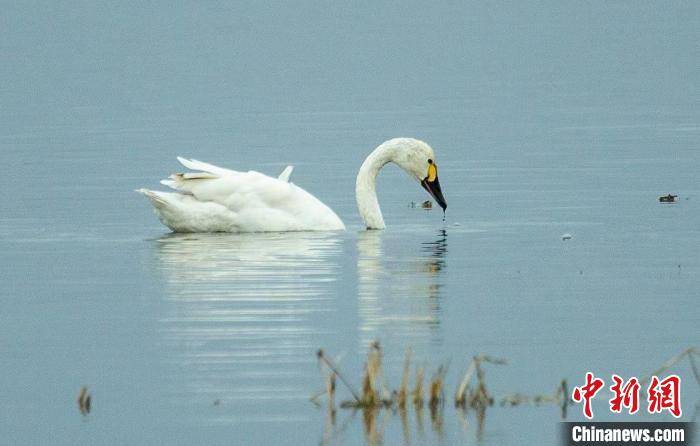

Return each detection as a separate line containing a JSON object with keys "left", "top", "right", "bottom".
{"left": 160, "top": 172, "right": 218, "bottom": 191}
{"left": 176, "top": 157, "right": 240, "bottom": 177}
{"left": 278, "top": 166, "right": 294, "bottom": 182}
{"left": 160, "top": 179, "right": 178, "bottom": 189}
{"left": 181, "top": 172, "right": 218, "bottom": 180}
{"left": 170, "top": 170, "right": 298, "bottom": 212}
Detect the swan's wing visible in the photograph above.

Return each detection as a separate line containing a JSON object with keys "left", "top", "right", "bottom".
{"left": 163, "top": 156, "right": 289, "bottom": 204}
{"left": 167, "top": 158, "right": 296, "bottom": 206}
{"left": 166, "top": 168, "right": 298, "bottom": 211}
{"left": 177, "top": 157, "right": 240, "bottom": 177}
{"left": 160, "top": 172, "right": 218, "bottom": 191}
{"left": 278, "top": 166, "right": 293, "bottom": 182}
{"left": 159, "top": 157, "right": 241, "bottom": 191}
{"left": 177, "top": 157, "right": 293, "bottom": 182}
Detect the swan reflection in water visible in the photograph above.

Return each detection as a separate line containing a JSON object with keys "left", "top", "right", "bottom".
{"left": 318, "top": 229, "right": 449, "bottom": 446}
{"left": 356, "top": 229, "right": 448, "bottom": 364}
{"left": 154, "top": 231, "right": 342, "bottom": 423}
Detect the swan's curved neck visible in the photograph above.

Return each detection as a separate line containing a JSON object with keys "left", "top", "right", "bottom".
{"left": 356, "top": 142, "right": 398, "bottom": 230}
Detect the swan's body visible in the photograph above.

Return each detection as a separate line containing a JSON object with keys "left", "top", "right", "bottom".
{"left": 138, "top": 138, "right": 446, "bottom": 232}
{"left": 138, "top": 158, "right": 344, "bottom": 232}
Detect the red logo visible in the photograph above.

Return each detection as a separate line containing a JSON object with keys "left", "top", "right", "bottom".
{"left": 609, "top": 375, "right": 640, "bottom": 414}
{"left": 572, "top": 372, "right": 605, "bottom": 419}
{"left": 647, "top": 375, "right": 682, "bottom": 418}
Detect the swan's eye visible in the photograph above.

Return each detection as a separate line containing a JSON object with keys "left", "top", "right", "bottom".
{"left": 427, "top": 162, "right": 438, "bottom": 182}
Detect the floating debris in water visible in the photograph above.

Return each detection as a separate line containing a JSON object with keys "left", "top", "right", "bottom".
{"left": 561, "top": 233, "right": 573, "bottom": 241}
{"left": 213, "top": 399, "right": 221, "bottom": 406}
{"left": 659, "top": 194, "right": 678, "bottom": 203}
{"left": 409, "top": 200, "right": 434, "bottom": 209}
{"left": 77, "top": 386, "right": 91, "bottom": 415}
{"left": 500, "top": 379, "right": 570, "bottom": 415}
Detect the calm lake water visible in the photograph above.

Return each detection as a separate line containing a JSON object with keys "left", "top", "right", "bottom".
{"left": 1, "top": 2, "right": 698, "bottom": 445}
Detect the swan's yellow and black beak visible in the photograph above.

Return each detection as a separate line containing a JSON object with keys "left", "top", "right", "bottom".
{"left": 421, "top": 161, "right": 447, "bottom": 211}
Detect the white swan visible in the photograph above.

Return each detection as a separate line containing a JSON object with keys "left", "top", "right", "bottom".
{"left": 138, "top": 137, "right": 446, "bottom": 232}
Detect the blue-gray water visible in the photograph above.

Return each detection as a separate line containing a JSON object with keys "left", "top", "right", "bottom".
{"left": 1, "top": 1, "right": 698, "bottom": 444}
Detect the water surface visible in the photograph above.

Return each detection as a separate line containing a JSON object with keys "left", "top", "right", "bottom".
{"left": 1, "top": 1, "right": 699, "bottom": 444}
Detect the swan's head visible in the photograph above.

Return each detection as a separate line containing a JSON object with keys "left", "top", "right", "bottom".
{"left": 392, "top": 138, "right": 447, "bottom": 211}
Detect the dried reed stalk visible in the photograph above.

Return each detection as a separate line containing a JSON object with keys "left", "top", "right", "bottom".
{"left": 326, "top": 372, "right": 336, "bottom": 412}
{"left": 317, "top": 349, "right": 361, "bottom": 403}
{"left": 455, "top": 359, "right": 476, "bottom": 408}
{"left": 397, "top": 348, "right": 412, "bottom": 409}
{"left": 429, "top": 365, "right": 447, "bottom": 411}
{"left": 413, "top": 366, "right": 425, "bottom": 408}
{"left": 641, "top": 347, "right": 699, "bottom": 386}
{"left": 362, "top": 342, "right": 382, "bottom": 406}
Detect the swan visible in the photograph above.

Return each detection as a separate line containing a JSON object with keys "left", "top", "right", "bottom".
{"left": 137, "top": 137, "right": 446, "bottom": 232}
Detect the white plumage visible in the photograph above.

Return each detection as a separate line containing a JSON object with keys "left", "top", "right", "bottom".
{"left": 138, "top": 157, "right": 344, "bottom": 233}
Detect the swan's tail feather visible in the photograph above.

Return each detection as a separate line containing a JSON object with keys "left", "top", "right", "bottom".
{"left": 136, "top": 188, "right": 169, "bottom": 208}
{"left": 176, "top": 157, "right": 238, "bottom": 177}
{"left": 160, "top": 179, "right": 178, "bottom": 189}
{"left": 278, "top": 165, "right": 294, "bottom": 182}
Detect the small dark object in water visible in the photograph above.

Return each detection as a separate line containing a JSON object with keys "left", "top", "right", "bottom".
{"left": 421, "top": 200, "right": 432, "bottom": 209}
{"left": 213, "top": 399, "right": 221, "bottom": 406}
{"left": 659, "top": 194, "right": 678, "bottom": 203}
{"left": 77, "top": 386, "right": 91, "bottom": 415}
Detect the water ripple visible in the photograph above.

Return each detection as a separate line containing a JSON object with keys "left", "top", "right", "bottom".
{"left": 357, "top": 229, "right": 447, "bottom": 362}
{"left": 153, "top": 232, "right": 342, "bottom": 421}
